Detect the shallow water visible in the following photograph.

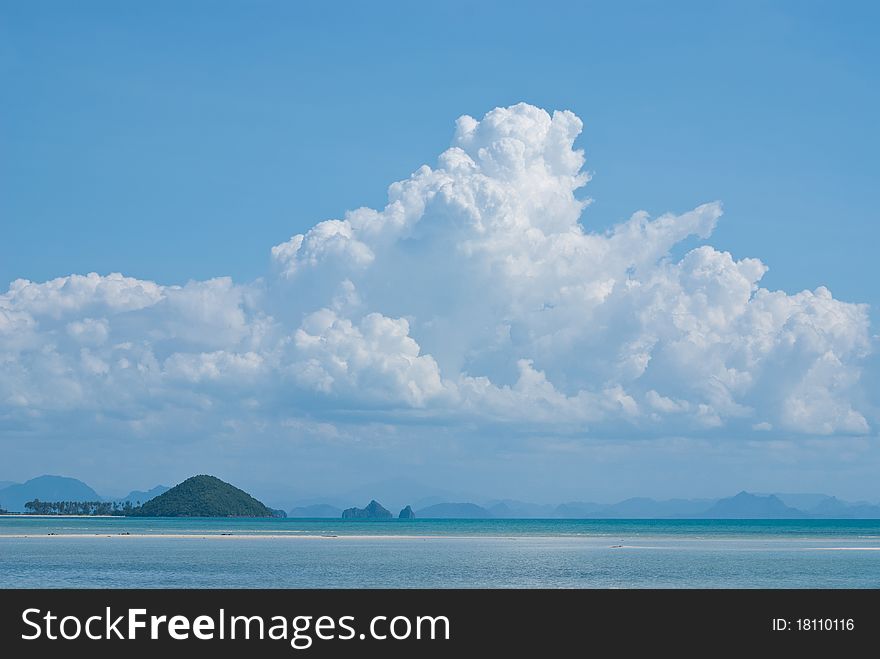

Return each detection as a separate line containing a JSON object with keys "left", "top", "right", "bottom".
{"left": 2, "top": 517, "right": 879, "bottom": 588}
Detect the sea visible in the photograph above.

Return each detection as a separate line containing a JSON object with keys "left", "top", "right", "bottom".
{"left": 2, "top": 517, "right": 879, "bottom": 588}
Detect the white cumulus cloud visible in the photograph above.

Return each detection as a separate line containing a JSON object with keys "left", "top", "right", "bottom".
{"left": 0, "top": 103, "right": 874, "bottom": 439}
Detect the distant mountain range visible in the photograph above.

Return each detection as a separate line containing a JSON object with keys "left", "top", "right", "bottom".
{"left": 0, "top": 476, "right": 169, "bottom": 512}
{"left": 551, "top": 492, "right": 880, "bottom": 519}
{"left": 289, "top": 504, "right": 344, "bottom": 518}
{"left": 553, "top": 497, "right": 717, "bottom": 519}
{"left": 701, "top": 492, "right": 805, "bottom": 518}
{"left": 3, "top": 474, "right": 880, "bottom": 519}
{"left": 0, "top": 476, "right": 102, "bottom": 513}
{"left": 324, "top": 492, "right": 880, "bottom": 520}
{"left": 417, "top": 502, "right": 494, "bottom": 518}
{"left": 485, "top": 500, "right": 556, "bottom": 518}
{"left": 119, "top": 485, "right": 170, "bottom": 505}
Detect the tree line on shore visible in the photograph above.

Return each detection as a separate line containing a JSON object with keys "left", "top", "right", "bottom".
{"left": 23, "top": 499, "right": 136, "bottom": 516}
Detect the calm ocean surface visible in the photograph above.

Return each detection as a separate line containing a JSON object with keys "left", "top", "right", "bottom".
{"left": 2, "top": 517, "right": 879, "bottom": 588}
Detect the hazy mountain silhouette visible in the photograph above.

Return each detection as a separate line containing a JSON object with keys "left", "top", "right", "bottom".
{"left": 552, "top": 498, "right": 715, "bottom": 518}
{"left": 289, "top": 504, "right": 344, "bottom": 518}
{"left": 485, "top": 499, "right": 557, "bottom": 518}
{"left": 699, "top": 492, "right": 806, "bottom": 518}
{"left": 118, "top": 485, "right": 169, "bottom": 505}
{"left": 807, "top": 496, "right": 880, "bottom": 518}
{"left": 417, "top": 502, "right": 494, "bottom": 518}
{"left": 0, "top": 475, "right": 101, "bottom": 512}
{"left": 764, "top": 493, "right": 834, "bottom": 510}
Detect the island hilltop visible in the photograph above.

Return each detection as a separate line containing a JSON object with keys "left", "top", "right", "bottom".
{"left": 129, "top": 475, "right": 277, "bottom": 517}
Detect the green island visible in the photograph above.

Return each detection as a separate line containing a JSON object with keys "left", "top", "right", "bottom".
{"left": 129, "top": 475, "right": 278, "bottom": 517}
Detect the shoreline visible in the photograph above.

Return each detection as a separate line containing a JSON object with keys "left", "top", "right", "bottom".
{"left": 0, "top": 533, "right": 576, "bottom": 549}
{"left": 0, "top": 533, "right": 584, "bottom": 540}
{"left": 0, "top": 533, "right": 878, "bottom": 550}
{"left": 0, "top": 514, "right": 120, "bottom": 518}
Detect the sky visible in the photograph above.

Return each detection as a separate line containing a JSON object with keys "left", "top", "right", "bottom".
{"left": 1, "top": 1, "right": 879, "bottom": 505}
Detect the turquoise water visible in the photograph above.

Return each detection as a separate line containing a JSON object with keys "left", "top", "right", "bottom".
{"left": 2, "top": 517, "right": 879, "bottom": 588}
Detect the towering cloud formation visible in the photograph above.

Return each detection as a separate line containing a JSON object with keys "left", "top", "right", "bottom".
{"left": 0, "top": 104, "right": 873, "bottom": 439}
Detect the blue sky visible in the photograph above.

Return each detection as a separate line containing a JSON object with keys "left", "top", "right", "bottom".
{"left": 1, "top": 1, "right": 878, "bottom": 503}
